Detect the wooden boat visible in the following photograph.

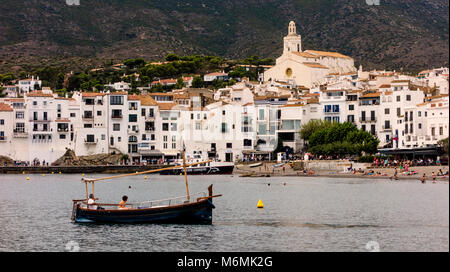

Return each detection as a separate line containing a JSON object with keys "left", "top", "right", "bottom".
{"left": 248, "top": 162, "right": 263, "bottom": 168}
{"left": 71, "top": 150, "right": 221, "bottom": 224}
{"left": 160, "top": 162, "right": 234, "bottom": 175}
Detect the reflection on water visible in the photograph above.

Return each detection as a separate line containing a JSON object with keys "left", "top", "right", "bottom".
{"left": 0, "top": 174, "right": 448, "bottom": 252}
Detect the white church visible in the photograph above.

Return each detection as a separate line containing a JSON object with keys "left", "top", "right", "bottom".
{"left": 264, "top": 21, "right": 357, "bottom": 88}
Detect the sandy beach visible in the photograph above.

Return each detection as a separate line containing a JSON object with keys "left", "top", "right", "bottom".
{"left": 236, "top": 162, "right": 450, "bottom": 181}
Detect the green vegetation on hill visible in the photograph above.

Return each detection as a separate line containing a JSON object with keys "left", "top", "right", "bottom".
{"left": 0, "top": 0, "right": 447, "bottom": 73}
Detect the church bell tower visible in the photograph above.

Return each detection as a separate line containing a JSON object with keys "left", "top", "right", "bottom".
{"left": 283, "top": 21, "right": 302, "bottom": 55}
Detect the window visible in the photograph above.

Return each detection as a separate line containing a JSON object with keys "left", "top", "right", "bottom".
{"left": 113, "top": 124, "right": 120, "bottom": 131}
{"left": 226, "top": 143, "right": 232, "bottom": 149}
{"left": 0, "top": 119, "right": 3, "bottom": 125}
{"left": 129, "top": 102, "right": 138, "bottom": 110}
{"left": 418, "top": 111, "right": 421, "bottom": 117}
{"left": 128, "top": 114, "right": 137, "bottom": 122}
{"left": 162, "top": 123, "right": 169, "bottom": 131}
{"left": 418, "top": 123, "right": 422, "bottom": 129}
{"left": 191, "top": 113, "right": 194, "bottom": 120}
{"left": 222, "top": 110, "right": 226, "bottom": 116}
{"left": 84, "top": 123, "right": 93, "bottom": 128}
{"left": 243, "top": 139, "right": 252, "bottom": 147}
{"left": 384, "top": 120, "right": 390, "bottom": 129}
{"left": 110, "top": 96, "right": 124, "bottom": 105}
{"left": 349, "top": 105, "right": 354, "bottom": 111}
{"left": 332, "top": 105, "right": 340, "bottom": 113}
{"left": 259, "top": 109, "right": 264, "bottom": 120}
{"left": 195, "top": 122, "right": 201, "bottom": 130}
{"left": 440, "top": 127, "right": 443, "bottom": 135}
{"left": 396, "top": 96, "right": 401, "bottom": 102}
{"left": 141, "top": 108, "right": 146, "bottom": 117}
{"left": 70, "top": 113, "right": 76, "bottom": 117}
{"left": 171, "top": 123, "right": 177, "bottom": 131}
{"left": 97, "top": 111, "right": 102, "bottom": 116}
{"left": 86, "top": 135, "right": 95, "bottom": 143}
{"left": 397, "top": 108, "right": 401, "bottom": 116}
{"left": 406, "top": 95, "right": 411, "bottom": 101}
{"left": 385, "top": 108, "right": 389, "bottom": 115}
{"left": 112, "top": 109, "right": 122, "bottom": 118}
{"left": 324, "top": 105, "right": 332, "bottom": 113}
{"left": 221, "top": 123, "right": 227, "bottom": 133}
{"left": 59, "top": 134, "right": 66, "bottom": 140}
{"left": 15, "top": 112, "right": 24, "bottom": 119}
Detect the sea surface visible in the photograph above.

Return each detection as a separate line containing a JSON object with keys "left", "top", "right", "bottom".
{"left": 0, "top": 173, "right": 448, "bottom": 252}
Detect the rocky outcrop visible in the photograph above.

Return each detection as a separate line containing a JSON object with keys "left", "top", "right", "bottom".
{"left": 0, "top": 155, "right": 14, "bottom": 166}
{"left": 52, "top": 149, "right": 123, "bottom": 166}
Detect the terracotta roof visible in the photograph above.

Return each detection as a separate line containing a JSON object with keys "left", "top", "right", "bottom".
{"left": 108, "top": 91, "right": 128, "bottom": 95}
{"left": 150, "top": 92, "right": 174, "bottom": 96}
{"left": 292, "top": 52, "right": 318, "bottom": 58}
{"left": 82, "top": 92, "right": 106, "bottom": 97}
{"left": 304, "top": 50, "right": 352, "bottom": 59}
{"left": 379, "top": 84, "right": 391, "bottom": 88}
{"left": 384, "top": 91, "right": 393, "bottom": 95}
{"left": 307, "top": 98, "right": 319, "bottom": 104}
{"left": 26, "top": 91, "right": 54, "bottom": 97}
{"left": 360, "top": 92, "right": 381, "bottom": 98}
{"left": 173, "top": 94, "right": 190, "bottom": 99}
{"left": 205, "top": 72, "right": 228, "bottom": 76}
{"left": 127, "top": 95, "right": 140, "bottom": 101}
{"left": 157, "top": 102, "right": 178, "bottom": 110}
{"left": 302, "top": 62, "right": 329, "bottom": 69}
{"left": 139, "top": 95, "right": 158, "bottom": 106}
{"left": 0, "top": 103, "right": 13, "bottom": 111}
{"left": 303, "top": 93, "right": 320, "bottom": 97}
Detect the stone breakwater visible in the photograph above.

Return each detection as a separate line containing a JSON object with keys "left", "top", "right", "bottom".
{"left": 0, "top": 165, "right": 170, "bottom": 174}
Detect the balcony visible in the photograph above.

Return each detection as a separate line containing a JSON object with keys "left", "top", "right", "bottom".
{"left": 82, "top": 115, "right": 94, "bottom": 120}
{"left": 13, "top": 129, "right": 28, "bottom": 138}
{"left": 29, "top": 118, "right": 51, "bottom": 123}
{"left": 84, "top": 138, "right": 98, "bottom": 145}
{"left": 57, "top": 128, "right": 69, "bottom": 133}
{"left": 359, "top": 117, "right": 377, "bottom": 123}
{"left": 0, "top": 136, "right": 6, "bottom": 142}
{"left": 381, "top": 125, "right": 392, "bottom": 131}
{"left": 111, "top": 114, "right": 123, "bottom": 119}
{"left": 128, "top": 128, "right": 140, "bottom": 134}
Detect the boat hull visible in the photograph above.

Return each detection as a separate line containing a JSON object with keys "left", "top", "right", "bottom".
{"left": 160, "top": 165, "right": 234, "bottom": 175}
{"left": 73, "top": 199, "right": 215, "bottom": 224}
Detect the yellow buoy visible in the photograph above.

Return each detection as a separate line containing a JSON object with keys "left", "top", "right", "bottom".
{"left": 257, "top": 200, "right": 264, "bottom": 209}
{"left": 43, "top": 174, "right": 46, "bottom": 177}
{"left": 51, "top": 172, "right": 54, "bottom": 174}
{"left": 82, "top": 173, "right": 85, "bottom": 176}
{"left": 22, "top": 171, "right": 25, "bottom": 175}
{"left": 59, "top": 172, "right": 62, "bottom": 174}
{"left": 26, "top": 177, "right": 30, "bottom": 181}
{"left": 144, "top": 176, "right": 148, "bottom": 180}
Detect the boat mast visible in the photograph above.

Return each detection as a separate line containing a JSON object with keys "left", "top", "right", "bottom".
{"left": 182, "top": 144, "right": 190, "bottom": 201}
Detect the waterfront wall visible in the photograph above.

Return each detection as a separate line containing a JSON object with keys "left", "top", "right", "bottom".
{"left": 0, "top": 165, "right": 171, "bottom": 174}
{"left": 294, "top": 160, "right": 370, "bottom": 172}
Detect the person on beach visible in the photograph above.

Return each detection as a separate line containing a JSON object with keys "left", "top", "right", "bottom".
{"left": 432, "top": 172, "right": 437, "bottom": 183}
{"left": 394, "top": 168, "right": 398, "bottom": 180}
{"left": 421, "top": 174, "right": 426, "bottom": 184}
{"left": 118, "top": 195, "right": 131, "bottom": 210}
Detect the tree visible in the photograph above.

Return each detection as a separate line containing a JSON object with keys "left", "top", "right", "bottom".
{"left": 438, "top": 137, "right": 449, "bottom": 154}
{"left": 174, "top": 77, "right": 186, "bottom": 89}
{"left": 166, "top": 54, "right": 180, "bottom": 62}
{"left": 307, "top": 122, "right": 379, "bottom": 157}
{"left": 191, "top": 76, "right": 204, "bottom": 88}
{"left": 299, "top": 120, "right": 333, "bottom": 142}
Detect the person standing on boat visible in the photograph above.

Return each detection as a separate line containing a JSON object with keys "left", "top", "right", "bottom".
{"left": 87, "top": 194, "right": 97, "bottom": 210}
{"left": 118, "top": 196, "right": 131, "bottom": 210}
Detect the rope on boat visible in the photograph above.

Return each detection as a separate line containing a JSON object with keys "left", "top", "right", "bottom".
{"left": 82, "top": 160, "right": 212, "bottom": 183}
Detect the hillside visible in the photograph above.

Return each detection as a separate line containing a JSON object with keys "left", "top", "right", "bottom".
{"left": 0, "top": 0, "right": 448, "bottom": 73}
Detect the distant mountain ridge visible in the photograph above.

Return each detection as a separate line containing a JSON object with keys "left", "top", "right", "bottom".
{"left": 0, "top": 0, "right": 448, "bottom": 72}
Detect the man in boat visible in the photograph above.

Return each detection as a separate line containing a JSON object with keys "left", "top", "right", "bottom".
{"left": 87, "top": 194, "right": 97, "bottom": 210}
{"left": 118, "top": 195, "right": 131, "bottom": 210}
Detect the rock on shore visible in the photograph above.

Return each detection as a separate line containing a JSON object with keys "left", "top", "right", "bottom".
{"left": 51, "top": 149, "right": 124, "bottom": 166}
{"left": 0, "top": 155, "right": 14, "bottom": 166}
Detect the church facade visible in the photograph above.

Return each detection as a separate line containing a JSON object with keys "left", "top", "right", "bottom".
{"left": 264, "top": 21, "right": 357, "bottom": 88}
